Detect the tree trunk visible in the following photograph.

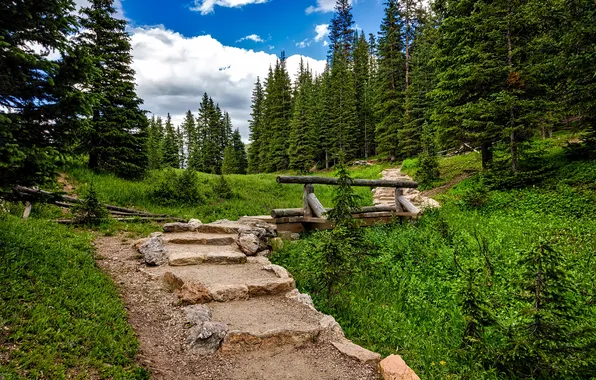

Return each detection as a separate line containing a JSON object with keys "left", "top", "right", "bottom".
{"left": 481, "top": 142, "right": 493, "bottom": 170}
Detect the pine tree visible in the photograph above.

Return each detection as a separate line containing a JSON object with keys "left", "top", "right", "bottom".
{"left": 401, "top": 7, "right": 437, "bottom": 157}
{"left": 330, "top": 47, "right": 359, "bottom": 160}
{"left": 222, "top": 129, "right": 247, "bottom": 174}
{"left": 288, "top": 59, "right": 316, "bottom": 172}
{"left": 195, "top": 93, "right": 211, "bottom": 172}
{"left": 375, "top": 0, "right": 406, "bottom": 161}
{"left": 313, "top": 64, "right": 335, "bottom": 169}
{"left": 263, "top": 54, "right": 293, "bottom": 172}
{"left": 78, "top": 0, "right": 148, "bottom": 179}
{"left": 248, "top": 77, "right": 265, "bottom": 173}
{"left": 181, "top": 110, "right": 199, "bottom": 170}
{"left": 328, "top": 0, "right": 355, "bottom": 59}
{"left": 353, "top": 32, "right": 372, "bottom": 158}
{"left": 0, "top": 0, "right": 88, "bottom": 191}
{"left": 147, "top": 115, "right": 164, "bottom": 170}
{"left": 162, "top": 113, "right": 180, "bottom": 168}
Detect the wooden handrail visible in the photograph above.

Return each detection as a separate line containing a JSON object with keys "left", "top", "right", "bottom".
{"left": 276, "top": 176, "right": 418, "bottom": 188}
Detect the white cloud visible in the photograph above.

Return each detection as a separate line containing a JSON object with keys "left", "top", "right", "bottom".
{"left": 237, "top": 34, "right": 264, "bottom": 43}
{"left": 314, "top": 24, "right": 329, "bottom": 42}
{"left": 130, "top": 26, "right": 326, "bottom": 141}
{"left": 296, "top": 39, "right": 310, "bottom": 48}
{"left": 306, "top": 0, "right": 352, "bottom": 14}
{"left": 191, "top": 0, "right": 268, "bottom": 15}
{"left": 268, "top": 45, "right": 275, "bottom": 50}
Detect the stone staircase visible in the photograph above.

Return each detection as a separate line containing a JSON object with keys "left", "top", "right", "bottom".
{"left": 373, "top": 168, "right": 441, "bottom": 209}
{"left": 135, "top": 218, "right": 419, "bottom": 379}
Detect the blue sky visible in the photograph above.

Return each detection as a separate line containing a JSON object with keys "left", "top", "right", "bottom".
{"left": 88, "top": 0, "right": 386, "bottom": 140}
{"left": 123, "top": 0, "right": 384, "bottom": 60}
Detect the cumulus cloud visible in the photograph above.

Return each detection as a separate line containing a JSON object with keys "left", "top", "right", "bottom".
{"left": 130, "top": 26, "right": 326, "bottom": 141}
{"left": 191, "top": 0, "right": 268, "bottom": 15}
{"left": 306, "top": 0, "right": 352, "bottom": 14}
{"left": 237, "top": 34, "right": 264, "bottom": 43}
{"left": 314, "top": 24, "right": 329, "bottom": 42}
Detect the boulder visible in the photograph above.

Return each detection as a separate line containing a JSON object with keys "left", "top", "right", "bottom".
{"left": 209, "top": 284, "right": 249, "bottom": 302}
{"left": 379, "top": 355, "right": 420, "bottom": 380}
{"left": 177, "top": 282, "right": 213, "bottom": 305}
{"left": 184, "top": 305, "right": 212, "bottom": 325}
{"left": 186, "top": 321, "right": 228, "bottom": 354}
{"left": 236, "top": 233, "right": 260, "bottom": 256}
{"left": 262, "top": 264, "right": 291, "bottom": 279}
{"left": 139, "top": 236, "right": 167, "bottom": 266}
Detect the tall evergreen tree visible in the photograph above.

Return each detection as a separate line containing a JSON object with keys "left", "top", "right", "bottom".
{"left": 314, "top": 64, "right": 336, "bottom": 169}
{"left": 248, "top": 77, "right": 265, "bottom": 173}
{"left": 288, "top": 59, "right": 316, "bottom": 172}
{"left": 222, "top": 129, "right": 247, "bottom": 174}
{"left": 353, "top": 32, "right": 372, "bottom": 158}
{"left": 181, "top": 110, "right": 199, "bottom": 170}
{"left": 147, "top": 116, "right": 164, "bottom": 170}
{"left": 162, "top": 113, "right": 180, "bottom": 168}
{"left": 375, "top": 0, "right": 406, "bottom": 161}
{"left": 78, "top": 0, "right": 148, "bottom": 179}
{"left": 328, "top": 0, "right": 356, "bottom": 60}
{"left": 0, "top": 0, "right": 89, "bottom": 191}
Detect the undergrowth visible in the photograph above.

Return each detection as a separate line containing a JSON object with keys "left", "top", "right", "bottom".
{"left": 0, "top": 215, "right": 148, "bottom": 379}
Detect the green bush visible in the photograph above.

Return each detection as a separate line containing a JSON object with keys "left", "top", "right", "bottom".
{"left": 213, "top": 175, "right": 234, "bottom": 200}
{"left": 72, "top": 184, "right": 108, "bottom": 225}
{"left": 150, "top": 169, "right": 204, "bottom": 206}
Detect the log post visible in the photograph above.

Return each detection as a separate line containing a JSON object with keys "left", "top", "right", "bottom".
{"left": 303, "top": 184, "right": 314, "bottom": 218}
{"left": 397, "top": 196, "right": 420, "bottom": 215}
{"left": 307, "top": 193, "right": 327, "bottom": 218}
{"left": 22, "top": 202, "right": 32, "bottom": 219}
{"left": 394, "top": 188, "right": 404, "bottom": 212}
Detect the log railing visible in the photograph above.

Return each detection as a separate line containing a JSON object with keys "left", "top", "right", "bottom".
{"left": 273, "top": 175, "right": 420, "bottom": 220}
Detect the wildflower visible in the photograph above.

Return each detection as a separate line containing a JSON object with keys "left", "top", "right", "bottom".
{"left": 440, "top": 360, "right": 446, "bottom": 366}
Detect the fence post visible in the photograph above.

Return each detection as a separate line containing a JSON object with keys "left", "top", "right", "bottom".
{"left": 303, "top": 184, "right": 314, "bottom": 218}
{"left": 394, "top": 188, "right": 404, "bottom": 212}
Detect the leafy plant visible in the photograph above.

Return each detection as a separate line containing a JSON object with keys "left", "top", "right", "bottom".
{"left": 213, "top": 174, "right": 234, "bottom": 200}
{"left": 150, "top": 168, "right": 204, "bottom": 206}
{"left": 72, "top": 184, "right": 108, "bottom": 225}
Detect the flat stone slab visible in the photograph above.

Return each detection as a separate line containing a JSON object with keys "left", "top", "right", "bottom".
{"left": 331, "top": 339, "right": 382, "bottom": 365}
{"left": 195, "top": 222, "right": 242, "bottom": 234}
{"left": 169, "top": 250, "right": 247, "bottom": 266}
{"left": 210, "top": 296, "right": 324, "bottom": 351}
{"left": 162, "top": 232, "right": 236, "bottom": 246}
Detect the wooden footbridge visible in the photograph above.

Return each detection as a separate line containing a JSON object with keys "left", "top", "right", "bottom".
{"left": 252, "top": 176, "right": 421, "bottom": 233}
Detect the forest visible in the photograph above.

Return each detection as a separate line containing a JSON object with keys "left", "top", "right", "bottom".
{"left": 1, "top": 0, "right": 595, "bottom": 379}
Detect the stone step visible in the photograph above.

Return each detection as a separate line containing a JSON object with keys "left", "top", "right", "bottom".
{"left": 162, "top": 232, "right": 237, "bottom": 246}
{"left": 166, "top": 244, "right": 246, "bottom": 266}
{"left": 209, "top": 296, "right": 326, "bottom": 352}
{"left": 195, "top": 221, "right": 242, "bottom": 234}
{"left": 145, "top": 263, "right": 295, "bottom": 303}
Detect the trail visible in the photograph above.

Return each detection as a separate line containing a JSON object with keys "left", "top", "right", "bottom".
{"left": 372, "top": 168, "right": 440, "bottom": 210}
{"left": 95, "top": 219, "right": 380, "bottom": 379}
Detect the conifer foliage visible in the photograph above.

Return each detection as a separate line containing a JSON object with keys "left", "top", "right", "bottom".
{"left": 78, "top": 0, "right": 148, "bottom": 180}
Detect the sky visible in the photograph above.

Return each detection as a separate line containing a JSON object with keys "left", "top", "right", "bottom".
{"left": 78, "top": 0, "right": 386, "bottom": 141}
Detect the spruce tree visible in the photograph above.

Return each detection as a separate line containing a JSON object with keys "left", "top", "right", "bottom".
{"left": 328, "top": 0, "right": 355, "bottom": 59}
{"left": 375, "top": 0, "right": 406, "bottom": 161}
{"left": 330, "top": 47, "right": 359, "bottom": 160}
{"left": 162, "top": 113, "right": 180, "bottom": 168}
{"left": 195, "top": 93, "right": 211, "bottom": 172}
{"left": 147, "top": 116, "right": 164, "bottom": 170}
{"left": 353, "top": 32, "right": 372, "bottom": 158}
{"left": 288, "top": 59, "right": 316, "bottom": 172}
{"left": 0, "top": 0, "right": 87, "bottom": 191}
{"left": 78, "top": 0, "right": 148, "bottom": 179}
{"left": 181, "top": 110, "right": 199, "bottom": 170}
{"left": 248, "top": 77, "right": 265, "bottom": 173}
{"left": 313, "top": 64, "right": 336, "bottom": 169}
{"left": 221, "top": 129, "right": 247, "bottom": 174}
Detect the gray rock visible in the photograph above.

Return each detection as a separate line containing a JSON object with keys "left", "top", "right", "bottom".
{"left": 296, "top": 293, "right": 314, "bottom": 307}
{"left": 184, "top": 305, "right": 212, "bottom": 325}
{"left": 139, "top": 236, "right": 167, "bottom": 266}
{"left": 163, "top": 222, "right": 197, "bottom": 233}
{"left": 236, "top": 233, "right": 260, "bottom": 256}
{"left": 187, "top": 321, "right": 228, "bottom": 354}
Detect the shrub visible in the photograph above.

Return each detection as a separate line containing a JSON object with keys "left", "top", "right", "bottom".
{"left": 458, "top": 179, "right": 490, "bottom": 208}
{"left": 150, "top": 169, "right": 204, "bottom": 206}
{"left": 213, "top": 175, "right": 234, "bottom": 200}
{"left": 72, "top": 184, "right": 108, "bottom": 225}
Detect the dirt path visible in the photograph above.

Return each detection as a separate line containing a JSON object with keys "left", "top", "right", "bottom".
{"left": 95, "top": 231, "right": 378, "bottom": 379}
{"left": 372, "top": 168, "right": 440, "bottom": 209}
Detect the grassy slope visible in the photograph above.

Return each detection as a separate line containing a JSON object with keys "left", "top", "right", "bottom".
{"left": 65, "top": 165, "right": 385, "bottom": 223}
{"left": 271, "top": 140, "right": 596, "bottom": 379}
{"left": 0, "top": 215, "right": 148, "bottom": 379}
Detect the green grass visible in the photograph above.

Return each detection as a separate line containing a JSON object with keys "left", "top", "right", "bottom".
{"left": 271, "top": 155, "right": 596, "bottom": 379}
{"left": 0, "top": 215, "right": 148, "bottom": 379}
{"left": 65, "top": 165, "right": 386, "bottom": 222}
{"left": 401, "top": 152, "right": 482, "bottom": 189}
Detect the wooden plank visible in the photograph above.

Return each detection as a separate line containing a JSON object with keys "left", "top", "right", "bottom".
{"left": 276, "top": 223, "right": 305, "bottom": 233}
{"left": 397, "top": 196, "right": 420, "bottom": 214}
{"left": 303, "top": 184, "right": 314, "bottom": 218}
{"left": 394, "top": 188, "right": 404, "bottom": 212}
{"left": 271, "top": 208, "right": 304, "bottom": 218}
{"left": 307, "top": 193, "right": 327, "bottom": 218}
{"left": 277, "top": 176, "right": 418, "bottom": 188}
